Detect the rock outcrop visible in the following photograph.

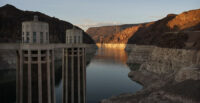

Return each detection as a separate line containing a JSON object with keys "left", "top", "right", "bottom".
{"left": 86, "top": 24, "right": 144, "bottom": 43}
{"left": 101, "top": 45, "right": 200, "bottom": 103}
{"left": 88, "top": 9, "right": 200, "bottom": 49}
{"left": 175, "top": 66, "right": 200, "bottom": 82}
{"left": 103, "top": 25, "right": 142, "bottom": 44}
{"left": 0, "top": 4, "right": 95, "bottom": 44}
{"left": 127, "top": 9, "right": 200, "bottom": 49}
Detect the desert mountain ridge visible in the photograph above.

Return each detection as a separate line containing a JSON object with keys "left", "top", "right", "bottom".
{"left": 87, "top": 8, "right": 200, "bottom": 49}
{"left": 128, "top": 8, "right": 200, "bottom": 49}
{"left": 0, "top": 4, "right": 95, "bottom": 44}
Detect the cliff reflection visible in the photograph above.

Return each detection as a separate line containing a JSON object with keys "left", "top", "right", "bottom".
{"left": 94, "top": 47, "right": 128, "bottom": 64}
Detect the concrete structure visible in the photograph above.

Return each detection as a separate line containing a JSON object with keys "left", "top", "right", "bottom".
{"left": 16, "top": 16, "right": 55, "bottom": 103}
{"left": 0, "top": 16, "right": 89, "bottom": 103}
{"left": 62, "top": 28, "right": 86, "bottom": 103}
{"left": 22, "top": 16, "right": 49, "bottom": 44}
{"left": 66, "top": 27, "right": 83, "bottom": 44}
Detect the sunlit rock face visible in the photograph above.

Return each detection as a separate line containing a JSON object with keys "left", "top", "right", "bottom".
{"left": 127, "top": 9, "right": 200, "bottom": 49}
{"left": 86, "top": 24, "right": 141, "bottom": 43}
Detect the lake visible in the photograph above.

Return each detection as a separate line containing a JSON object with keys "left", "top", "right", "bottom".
{"left": 0, "top": 47, "right": 142, "bottom": 103}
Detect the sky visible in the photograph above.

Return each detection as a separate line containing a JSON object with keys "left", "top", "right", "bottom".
{"left": 0, "top": 0, "right": 199, "bottom": 30}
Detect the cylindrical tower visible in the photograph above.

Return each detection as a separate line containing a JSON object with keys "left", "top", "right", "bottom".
{"left": 66, "top": 27, "right": 83, "bottom": 44}
{"left": 63, "top": 27, "right": 86, "bottom": 103}
{"left": 22, "top": 15, "right": 49, "bottom": 44}
{"left": 17, "top": 16, "right": 55, "bottom": 103}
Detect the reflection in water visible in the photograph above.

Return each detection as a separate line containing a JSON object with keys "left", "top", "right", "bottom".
{"left": 0, "top": 47, "right": 142, "bottom": 103}
{"left": 87, "top": 47, "right": 143, "bottom": 103}
{"left": 62, "top": 47, "right": 86, "bottom": 103}
{"left": 95, "top": 47, "right": 128, "bottom": 64}
{"left": 0, "top": 70, "right": 16, "bottom": 103}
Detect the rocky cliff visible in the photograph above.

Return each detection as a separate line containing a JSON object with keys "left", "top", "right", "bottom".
{"left": 87, "top": 9, "right": 200, "bottom": 49}
{"left": 0, "top": 4, "right": 95, "bottom": 44}
{"left": 86, "top": 24, "right": 143, "bottom": 43}
{"left": 103, "top": 25, "right": 142, "bottom": 44}
{"left": 127, "top": 9, "right": 200, "bottom": 49}
{"left": 102, "top": 45, "right": 200, "bottom": 103}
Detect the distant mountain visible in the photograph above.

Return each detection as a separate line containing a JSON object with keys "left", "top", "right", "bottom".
{"left": 86, "top": 24, "right": 142, "bottom": 43}
{"left": 0, "top": 4, "right": 95, "bottom": 44}
{"left": 87, "top": 8, "right": 200, "bottom": 49}
{"left": 127, "top": 9, "right": 200, "bottom": 49}
{"left": 103, "top": 25, "right": 143, "bottom": 44}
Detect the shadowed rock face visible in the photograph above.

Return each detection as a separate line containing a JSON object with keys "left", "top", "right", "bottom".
{"left": 0, "top": 4, "right": 95, "bottom": 44}
{"left": 127, "top": 9, "right": 200, "bottom": 49}
{"left": 102, "top": 45, "right": 200, "bottom": 103}
{"left": 128, "top": 45, "right": 200, "bottom": 102}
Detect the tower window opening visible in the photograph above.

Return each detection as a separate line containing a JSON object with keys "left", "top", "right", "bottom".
{"left": 66, "top": 37, "right": 68, "bottom": 43}
{"left": 41, "top": 50, "right": 47, "bottom": 54}
{"left": 69, "top": 36, "right": 72, "bottom": 43}
{"left": 40, "top": 32, "right": 43, "bottom": 43}
{"left": 46, "top": 32, "right": 48, "bottom": 41}
{"left": 74, "top": 36, "right": 77, "bottom": 44}
{"left": 23, "top": 50, "right": 28, "bottom": 54}
{"left": 78, "top": 36, "right": 80, "bottom": 43}
{"left": 33, "top": 32, "right": 37, "bottom": 43}
{"left": 41, "top": 57, "right": 46, "bottom": 61}
{"left": 31, "top": 51, "right": 38, "bottom": 54}
{"left": 32, "top": 57, "right": 38, "bottom": 61}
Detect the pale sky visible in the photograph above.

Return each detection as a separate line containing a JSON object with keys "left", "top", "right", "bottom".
{"left": 0, "top": 0, "right": 199, "bottom": 30}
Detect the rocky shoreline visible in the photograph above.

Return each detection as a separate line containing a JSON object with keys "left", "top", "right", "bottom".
{"left": 101, "top": 45, "right": 200, "bottom": 103}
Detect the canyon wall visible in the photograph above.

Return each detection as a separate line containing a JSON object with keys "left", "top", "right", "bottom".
{"left": 88, "top": 9, "right": 200, "bottom": 49}
{"left": 127, "top": 45, "right": 200, "bottom": 74}
{"left": 127, "top": 45, "right": 200, "bottom": 103}
{"left": 127, "top": 9, "right": 200, "bottom": 49}
{"left": 86, "top": 24, "right": 145, "bottom": 43}
{"left": 101, "top": 45, "right": 200, "bottom": 103}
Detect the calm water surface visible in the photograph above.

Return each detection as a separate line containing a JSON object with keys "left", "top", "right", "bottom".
{"left": 86, "top": 47, "right": 142, "bottom": 103}
{"left": 0, "top": 47, "right": 142, "bottom": 103}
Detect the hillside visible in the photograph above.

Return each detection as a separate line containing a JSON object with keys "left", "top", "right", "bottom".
{"left": 0, "top": 4, "right": 95, "bottom": 44}
{"left": 86, "top": 24, "right": 141, "bottom": 43}
{"left": 103, "top": 25, "right": 142, "bottom": 43}
{"left": 127, "top": 9, "right": 200, "bottom": 49}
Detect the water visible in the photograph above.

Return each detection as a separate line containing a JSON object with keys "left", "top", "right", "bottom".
{"left": 0, "top": 47, "right": 142, "bottom": 103}
{"left": 86, "top": 47, "right": 142, "bottom": 103}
